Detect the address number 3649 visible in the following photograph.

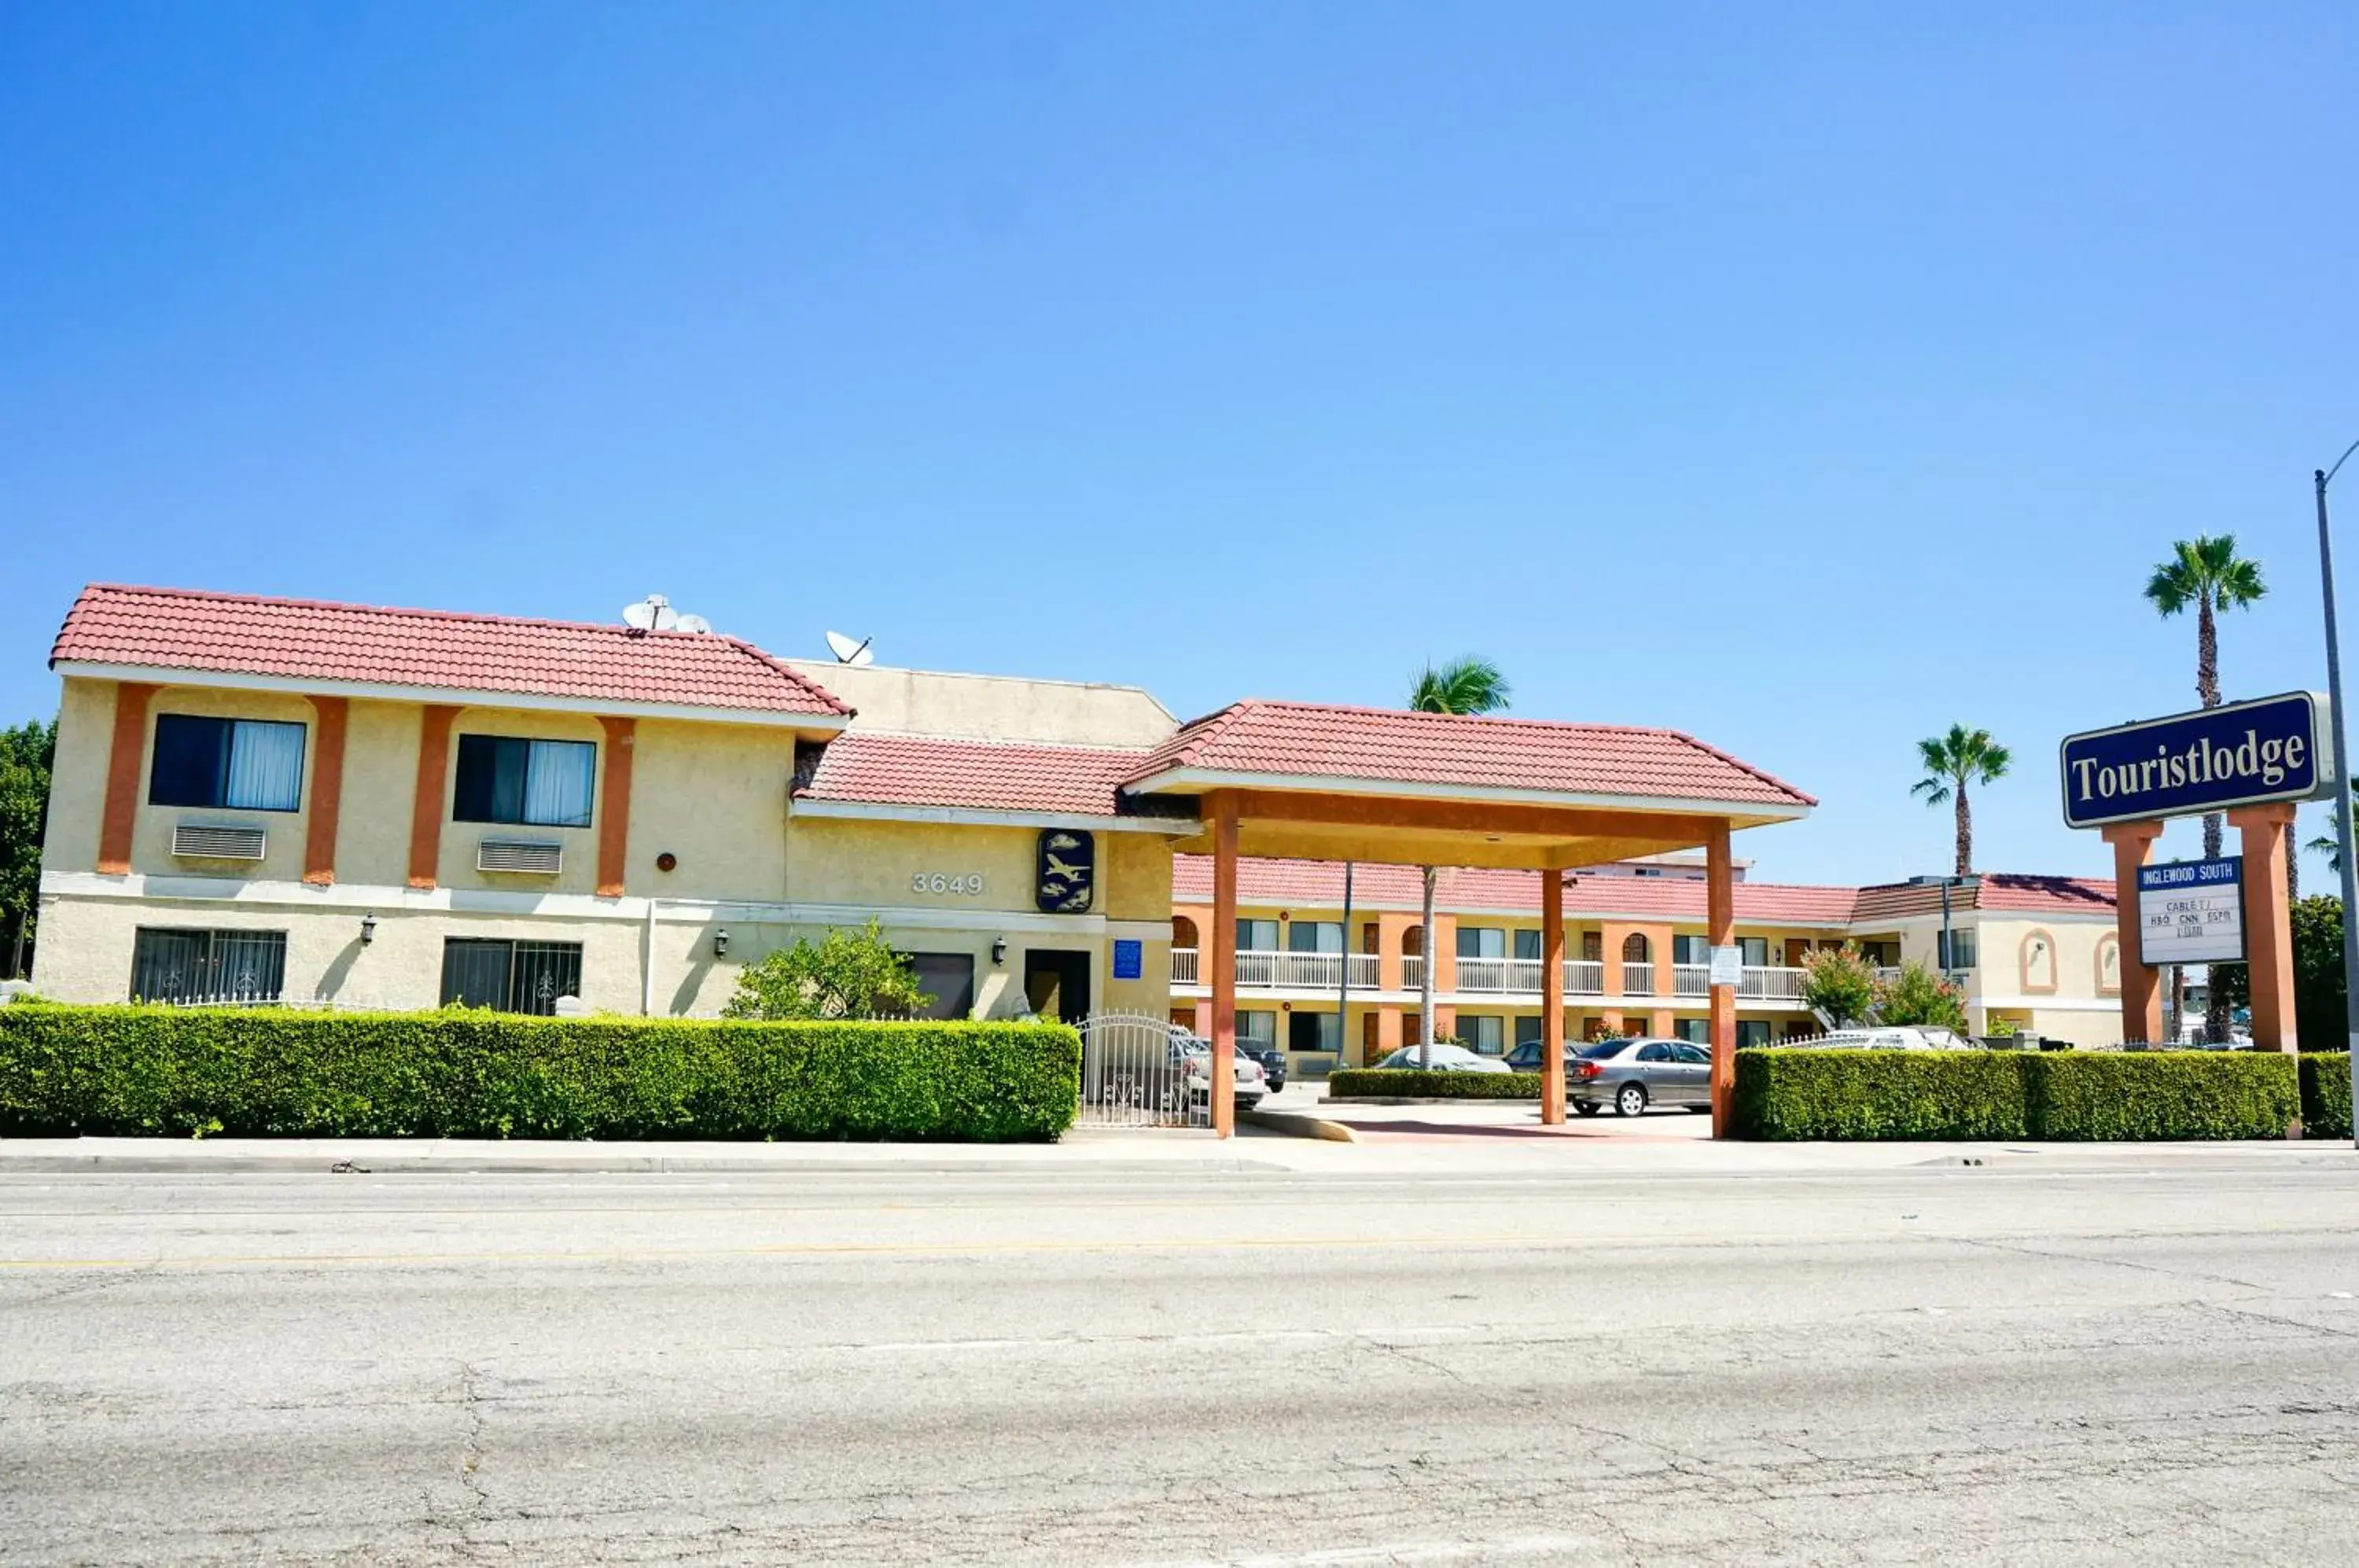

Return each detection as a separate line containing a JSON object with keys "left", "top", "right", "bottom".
{"left": 911, "top": 873, "right": 984, "bottom": 896}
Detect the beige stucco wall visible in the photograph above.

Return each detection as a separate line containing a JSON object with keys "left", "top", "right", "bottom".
{"left": 627, "top": 720, "right": 794, "bottom": 902}
{"left": 786, "top": 663, "right": 1176, "bottom": 746}
{"left": 40, "top": 677, "right": 112, "bottom": 874}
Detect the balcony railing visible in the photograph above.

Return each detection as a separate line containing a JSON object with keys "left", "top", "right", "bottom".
{"left": 1168, "top": 950, "right": 1826, "bottom": 1005}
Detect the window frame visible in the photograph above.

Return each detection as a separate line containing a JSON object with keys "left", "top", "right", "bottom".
{"left": 451, "top": 734, "right": 599, "bottom": 830}
{"left": 438, "top": 937, "right": 584, "bottom": 1014}
{"left": 147, "top": 713, "right": 308, "bottom": 814}
{"left": 130, "top": 926, "right": 289, "bottom": 1003}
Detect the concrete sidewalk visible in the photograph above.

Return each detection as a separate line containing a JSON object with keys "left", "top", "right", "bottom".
{"left": 0, "top": 1125, "right": 2346, "bottom": 1177}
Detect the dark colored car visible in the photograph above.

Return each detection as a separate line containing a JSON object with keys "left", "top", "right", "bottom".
{"left": 1238, "top": 1042, "right": 1286, "bottom": 1091}
{"left": 1503, "top": 1038, "right": 1577, "bottom": 1073}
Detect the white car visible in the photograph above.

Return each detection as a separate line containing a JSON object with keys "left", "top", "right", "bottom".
{"left": 1174, "top": 1035, "right": 1268, "bottom": 1109}
{"left": 1805, "top": 1026, "right": 1971, "bottom": 1051}
{"left": 1373, "top": 1043, "right": 1515, "bottom": 1074}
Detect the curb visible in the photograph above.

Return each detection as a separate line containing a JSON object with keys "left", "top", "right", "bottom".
{"left": 1238, "top": 1108, "right": 1358, "bottom": 1143}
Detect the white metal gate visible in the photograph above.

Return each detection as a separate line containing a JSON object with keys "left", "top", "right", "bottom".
{"left": 1077, "top": 1011, "right": 1208, "bottom": 1128}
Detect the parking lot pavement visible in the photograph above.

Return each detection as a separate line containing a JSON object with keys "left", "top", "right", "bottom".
{"left": 1257, "top": 1081, "right": 1717, "bottom": 1142}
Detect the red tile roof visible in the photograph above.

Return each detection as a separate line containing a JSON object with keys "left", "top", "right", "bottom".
{"left": 1124, "top": 701, "right": 1812, "bottom": 808}
{"left": 51, "top": 584, "right": 850, "bottom": 718}
{"left": 797, "top": 732, "right": 1156, "bottom": 816}
{"left": 1172, "top": 857, "right": 2114, "bottom": 924}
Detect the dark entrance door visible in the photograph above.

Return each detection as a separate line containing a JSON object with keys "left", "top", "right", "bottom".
{"left": 1024, "top": 948, "right": 1092, "bottom": 1025}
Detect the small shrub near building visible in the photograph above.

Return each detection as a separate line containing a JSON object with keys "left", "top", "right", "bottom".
{"left": 2301, "top": 1053, "right": 2353, "bottom": 1139}
{"left": 1327, "top": 1069, "right": 1540, "bottom": 1100}
{"left": 0, "top": 1004, "right": 1080, "bottom": 1143}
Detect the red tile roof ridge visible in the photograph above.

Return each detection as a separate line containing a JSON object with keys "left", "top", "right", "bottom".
{"left": 54, "top": 583, "right": 853, "bottom": 716}
{"left": 839, "top": 728, "right": 1158, "bottom": 756}
{"left": 1170, "top": 696, "right": 1750, "bottom": 738}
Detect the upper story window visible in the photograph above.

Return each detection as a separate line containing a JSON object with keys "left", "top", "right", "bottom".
{"left": 1513, "top": 929, "right": 1543, "bottom": 962}
{"left": 1456, "top": 926, "right": 1506, "bottom": 959}
{"left": 149, "top": 715, "right": 307, "bottom": 812}
{"left": 454, "top": 735, "right": 597, "bottom": 828}
{"left": 1286, "top": 921, "right": 1342, "bottom": 954}
{"left": 1236, "top": 918, "right": 1279, "bottom": 951}
{"left": 1937, "top": 929, "right": 1979, "bottom": 970}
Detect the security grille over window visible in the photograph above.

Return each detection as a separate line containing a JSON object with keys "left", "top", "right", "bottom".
{"left": 131, "top": 927, "right": 288, "bottom": 1005}
{"left": 477, "top": 838, "right": 564, "bottom": 874}
{"left": 440, "top": 938, "right": 583, "bottom": 1014}
{"left": 1077, "top": 1011, "right": 1209, "bottom": 1129}
{"left": 171, "top": 823, "right": 268, "bottom": 860}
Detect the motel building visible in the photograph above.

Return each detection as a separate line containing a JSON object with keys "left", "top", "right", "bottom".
{"left": 32, "top": 585, "right": 2129, "bottom": 1124}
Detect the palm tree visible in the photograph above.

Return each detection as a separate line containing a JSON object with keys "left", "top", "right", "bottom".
{"left": 2146, "top": 535, "right": 2266, "bottom": 1041}
{"left": 1407, "top": 657, "right": 1511, "bottom": 1067}
{"left": 1912, "top": 726, "right": 2011, "bottom": 877}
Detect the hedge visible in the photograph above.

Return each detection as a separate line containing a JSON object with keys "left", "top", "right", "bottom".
{"left": 2302, "top": 1054, "right": 2353, "bottom": 1140}
{"left": 1735, "top": 1048, "right": 2298, "bottom": 1141}
{"left": 0, "top": 1005, "right": 1080, "bottom": 1143}
{"left": 1327, "top": 1069, "right": 1541, "bottom": 1100}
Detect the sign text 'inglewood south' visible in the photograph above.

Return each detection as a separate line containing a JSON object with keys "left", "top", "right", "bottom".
{"left": 2059, "top": 691, "right": 2335, "bottom": 830}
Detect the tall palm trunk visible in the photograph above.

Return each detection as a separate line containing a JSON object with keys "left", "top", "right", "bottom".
{"left": 1419, "top": 866, "right": 1437, "bottom": 1069}
{"left": 2195, "top": 592, "right": 2232, "bottom": 1043}
{"left": 1953, "top": 777, "right": 1972, "bottom": 876}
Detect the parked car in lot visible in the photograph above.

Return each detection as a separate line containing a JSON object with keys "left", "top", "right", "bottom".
{"left": 1371, "top": 1043, "right": 1514, "bottom": 1075}
{"left": 1566, "top": 1036, "right": 1714, "bottom": 1117}
{"left": 1504, "top": 1038, "right": 1580, "bottom": 1073}
{"left": 1167, "top": 1026, "right": 1268, "bottom": 1110}
{"left": 1238, "top": 1041, "right": 1287, "bottom": 1091}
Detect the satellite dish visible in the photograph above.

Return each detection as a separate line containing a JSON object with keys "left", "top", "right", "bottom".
{"left": 824, "top": 630, "right": 875, "bottom": 667}
{"left": 675, "top": 614, "right": 712, "bottom": 635}
{"left": 622, "top": 594, "right": 678, "bottom": 632}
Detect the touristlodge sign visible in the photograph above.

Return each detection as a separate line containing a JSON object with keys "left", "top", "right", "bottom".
{"left": 2058, "top": 691, "right": 2335, "bottom": 830}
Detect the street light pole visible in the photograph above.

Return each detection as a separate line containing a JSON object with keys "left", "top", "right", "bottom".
{"left": 2314, "top": 440, "right": 2359, "bottom": 1148}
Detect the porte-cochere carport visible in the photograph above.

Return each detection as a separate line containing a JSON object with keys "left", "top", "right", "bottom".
{"left": 1118, "top": 701, "right": 1816, "bottom": 1137}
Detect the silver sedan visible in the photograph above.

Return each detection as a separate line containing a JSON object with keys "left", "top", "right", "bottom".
{"left": 1570, "top": 1037, "right": 1715, "bottom": 1117}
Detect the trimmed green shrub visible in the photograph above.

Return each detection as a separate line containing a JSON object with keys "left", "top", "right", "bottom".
{"left": 1735, "top": 1049, "right": 2030, "bottom": 1141}
{"left": 2301, "top": 1054, "right": 2353, "bottom": 1140}
{"left": 2030, "top": 1051, "right": 2295, "bottom": 1141}
{"left": 0, "top": 1004, "right": 1079, "bottom": 1143}
{"left": 1327, "top": 1069, "right": 1540, "bottom": 1100}
{"left": 1734, "top": 1048, "right": 2300, "bottom": 1142}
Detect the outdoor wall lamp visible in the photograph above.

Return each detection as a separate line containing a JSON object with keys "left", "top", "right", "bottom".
{"left": 712, "top": 927, "right": 730, "bottom": 958}
{"left": 359, "top": 913, "right": 377, "bottom": 946}
{"left": 992, "top": 937, "right": 1007, "bottom": 966}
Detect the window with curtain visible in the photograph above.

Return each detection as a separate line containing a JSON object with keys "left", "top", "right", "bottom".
{"left": 1459, "top": 1015, "right": 1505, "bottom": 1054}
{"left": 1235, "top": 1010, "right": 1278, "bottom": 1050}
{"left": 1235, "top": 918, "right": 1279, "bottom": 952}
{"left": 149, "top": 716, "right": 307, "bottom": 812}
{"left": 1673, "top": 934, "right": 1709, "bottom": 965}
{"left": 1513, "top": 929, "right": 1543, "bottom": 962}
{"left": 1288, "top": 1010, "right": 1340, "bottom": 1053}
{"left": 1286, "top": 921, "right": 1341, "bottom": 954}
{"left": 1456, "top": 927, "right": 1505, "bottom": 959}
{"left": 453, "top": 735, "right": 597, "bottom": 828}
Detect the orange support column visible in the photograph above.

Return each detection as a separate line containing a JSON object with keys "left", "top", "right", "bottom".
{"left": 2229, "top": 803, "right": 2298, "bottom": 1058}
{"left": 1540, "top": 868, "right": 1566, "bottom": 1125}
{"left": 95, "top": 681, "right": 158, "bottom": 875}
{"left": 301, "top": 696, "right": 349, "bottom": 886}
{"left": 2102, "top": 820, "right": 2166, "bottom": 1045}
{"left": 407, "top": 705, "right": 461, "bottom": 890}
{"left": 1707, "top": 823, "right": 1737, "bottom": 1136}
{"left": 596, "top": 716, "right": 636, "bottom": 898}
{"left": 1209, "top": 796, "right": 1238, "bottom": 1138}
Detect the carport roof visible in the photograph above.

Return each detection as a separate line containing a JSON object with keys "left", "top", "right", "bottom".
{"left": 1122, "top": 700, "right": 1814, "bottom": 816}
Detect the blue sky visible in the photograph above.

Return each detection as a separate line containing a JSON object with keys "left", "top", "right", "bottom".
{"left": 4, "top": 2, "right": 2355, "bottom": 885}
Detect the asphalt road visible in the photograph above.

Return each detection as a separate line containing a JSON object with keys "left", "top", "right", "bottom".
{"left": 5, "top": 1153, "right": 2358, "bottom": 1566}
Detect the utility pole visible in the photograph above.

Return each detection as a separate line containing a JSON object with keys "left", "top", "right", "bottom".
{"left": 2314, "top": 441, "right": 2359, "bottom": 1148}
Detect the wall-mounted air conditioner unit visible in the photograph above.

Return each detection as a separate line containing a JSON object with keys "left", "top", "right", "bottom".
{"left": 172, "top": 823, "right": 267, "bottom": 860}
{"left": 477, "top": 838, "right": 563, "bottom": 875}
